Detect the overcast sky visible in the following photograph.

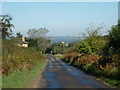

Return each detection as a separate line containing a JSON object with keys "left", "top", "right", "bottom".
{"left": 2, "top": 2, "right": 118, "bottom": 36}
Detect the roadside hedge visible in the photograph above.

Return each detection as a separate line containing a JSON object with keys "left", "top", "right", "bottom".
{"left": 2, "top": 39, "right": 45, "bottom": 75}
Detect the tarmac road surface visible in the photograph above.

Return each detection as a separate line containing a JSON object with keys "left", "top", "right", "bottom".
{"left": 38, "top": 55, "right": 112, "bottom": 88}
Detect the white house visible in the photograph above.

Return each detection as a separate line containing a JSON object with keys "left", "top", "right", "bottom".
{"left": 17, "top": 36, "right": 28, "bottom": 48}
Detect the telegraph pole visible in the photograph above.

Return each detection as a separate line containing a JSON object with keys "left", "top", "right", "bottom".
{"left": 66, "top": 34, "right": 68, "bottom": 54}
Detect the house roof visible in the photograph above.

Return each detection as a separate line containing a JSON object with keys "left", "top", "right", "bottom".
{"left": 18, "top": 39, "right": 28, "bottom": 44}
{"left": 22, "top": 41, "right": 28, "bottom": 44}
{"left": 21, "top": 40, "right": 28, "bottom": 44}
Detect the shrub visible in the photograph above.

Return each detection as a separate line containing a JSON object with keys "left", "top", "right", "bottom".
{"left": 2, "top": 39, "right": 45, "bottom": 75}
{"left": 82, "top": 63, "right": 92, "bottom": 71}
{"left": 62, "top": 52, "right": 79, "bottom": 63}
{"left": 77, "top": 54, "right": 100, "bottom": 65}
{"left": 76, "top": 41, "right": 93, "bottom": 54}
{"left": 108, "top": 25, "right": 120, "bottom": 53}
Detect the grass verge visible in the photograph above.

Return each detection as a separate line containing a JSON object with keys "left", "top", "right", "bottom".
{"left": 98, "top": 76, "right": 120, "bottom": 88}
{"left": 2, "top": 59, "right": 46, "bottom": 88}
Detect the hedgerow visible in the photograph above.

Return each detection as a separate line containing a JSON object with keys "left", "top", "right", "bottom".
{"left": 61, "top": 24, "right": 120, "bottom": 87}
{"left": 2, "top": 39, "right": 45, "bottom": 75}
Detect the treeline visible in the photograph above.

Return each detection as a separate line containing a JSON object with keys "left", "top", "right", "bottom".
{"left": 52, "top": 23, "right": 120, "bottom": 87}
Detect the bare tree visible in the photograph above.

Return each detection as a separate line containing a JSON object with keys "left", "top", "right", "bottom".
{"left": 27, "top": 28, "right": 49, "bottom": 39}
{"left": 27, "top": 28, "right": 50, "bottom": 53}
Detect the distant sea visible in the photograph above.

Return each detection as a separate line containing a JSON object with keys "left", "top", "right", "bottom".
{"left": 50, "top": 36, "right": 81, "bottom": 43}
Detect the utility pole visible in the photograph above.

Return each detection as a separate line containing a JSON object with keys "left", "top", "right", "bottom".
{"left": 65, "top": 34, "right": 69, "bottom": 54}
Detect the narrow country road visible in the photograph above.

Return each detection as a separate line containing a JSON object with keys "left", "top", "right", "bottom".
{"left": 38, "top": 55, "right": 111, "bottom": 88}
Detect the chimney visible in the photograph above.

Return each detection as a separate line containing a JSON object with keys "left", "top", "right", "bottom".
{"left": 22, "top": 36, "right": 25, "bottom": 41}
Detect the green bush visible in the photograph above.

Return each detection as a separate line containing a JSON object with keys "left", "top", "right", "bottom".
{"left": 76, "top": 41, "right": 93, "bottom": 54}
{"left": 75, "top": 36, "right": 107, "bottom": 54}
{"left": 108, "top": 25, "right": 120, "bottom": 53}
{"left": 82, "top": 63, "right": 92, "bottom": 71}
